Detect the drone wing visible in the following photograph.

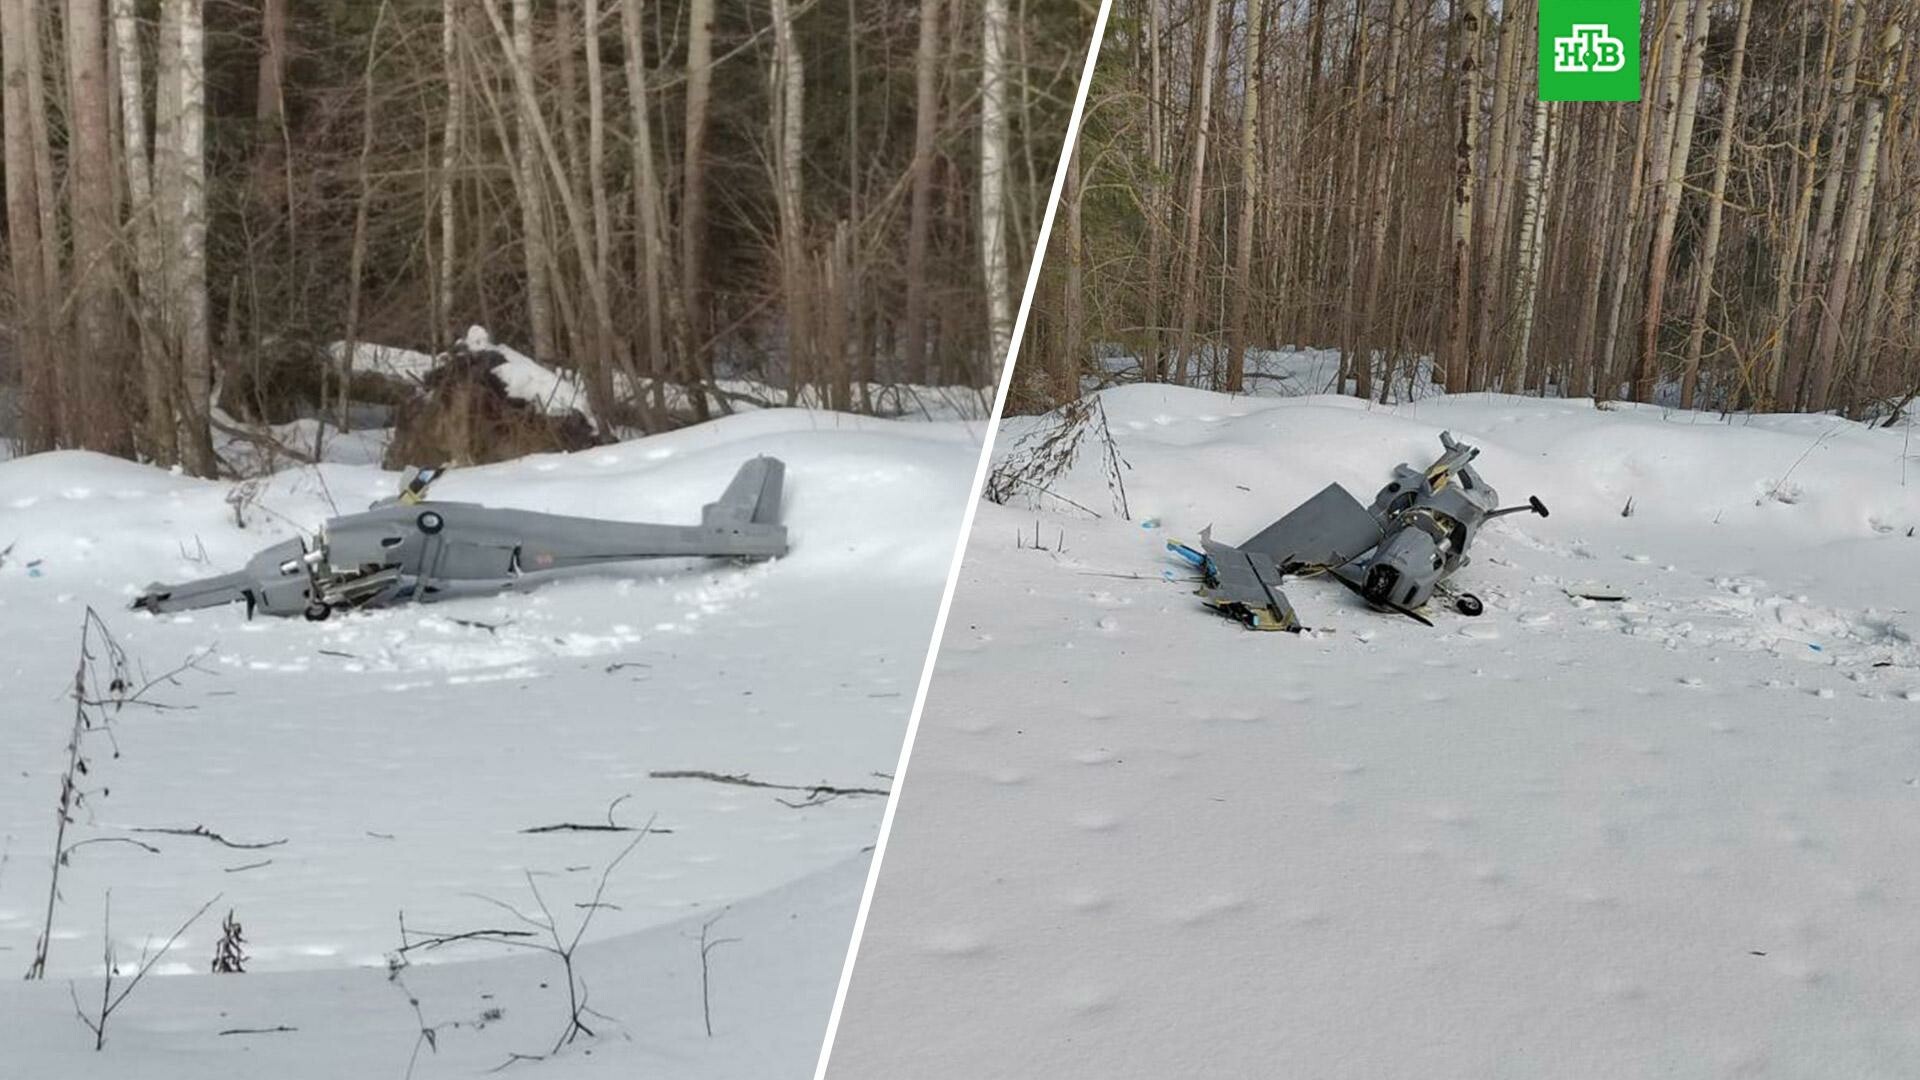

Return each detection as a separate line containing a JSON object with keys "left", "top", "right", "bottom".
{"left": 1237, "top": 483, "right": 1383, "bottom": 572}
{"left": 1190, "top": 533, "right": 1301, "bottom": 632}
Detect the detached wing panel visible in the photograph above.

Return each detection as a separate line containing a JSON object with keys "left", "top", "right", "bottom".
{"left": 1196, "top": 537, "right": 1300, "bottom": 631}
{"left": 1237, "top": 483, "right": 1382, "bottom": 572}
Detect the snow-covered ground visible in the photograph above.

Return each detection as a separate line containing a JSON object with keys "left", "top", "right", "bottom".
{"left": 0, "top": 408, "right": 979, "bottom": 1076}
{"left": 827, "top": 386, "right": 1920, "bottom": 1078}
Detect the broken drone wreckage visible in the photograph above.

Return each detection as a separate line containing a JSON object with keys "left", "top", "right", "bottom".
{"left": 1169, "top": 433, "right": 1548, "bottom": 631}
{"left": 133, "top": 456, "right": 789, "bottom": 620}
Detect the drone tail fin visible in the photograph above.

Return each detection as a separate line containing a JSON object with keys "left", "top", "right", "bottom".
{"left": 703, "top": 456, "right": 786, "bottom": 529}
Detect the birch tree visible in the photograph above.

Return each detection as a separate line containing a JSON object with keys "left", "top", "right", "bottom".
{"left": 903, "top": 0, "right": 943, "bottom": 385}
{"left": 1, "top": 0, "right": 57, "bottom": 451}
{"left": 981, "top": 0, "right": 1014, "bottom": 367}
{"left": 1224, "top": 0, "right": 1265, "bottom": 394}
{"left": 1171, "top": 0, "right": 1221, "bottom": 385}
{"left": 1446, "top": 0, "right": 1484, "bottom": 391}
{"left": 1680, "top": 0, "right": 1754, "bottom": 408}
{"left": 1635, "top": 0, "right": 1710, "bottom": 403}
{"left": 1806, "top": 21, "right": 1902, "bottom": 411}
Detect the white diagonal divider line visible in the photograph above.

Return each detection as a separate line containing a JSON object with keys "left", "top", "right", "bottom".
{"left": 809, "top": 2, "right": 1117, "bottom": 1075}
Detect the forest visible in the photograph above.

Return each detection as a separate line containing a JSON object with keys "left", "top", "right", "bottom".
{"left": 0, "top": 0, "right": 1094, "bottom": 473}
{"left": 1023, "top": 0, "right": 1920, "bottom": 420}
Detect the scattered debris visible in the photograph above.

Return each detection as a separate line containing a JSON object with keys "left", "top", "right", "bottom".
{"left": 129, "top": 825, "right": 287, "bottom": 851}
{"left": 1172, "top": 433, "right": 1548, "bottom": 631}
{"left": 648, "top": 769, "right": 891, "bottom": 806}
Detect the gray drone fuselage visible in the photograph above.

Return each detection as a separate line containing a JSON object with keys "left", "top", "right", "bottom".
{"left": 1355, "top": 435, "right": 1499, "bottom": 610}
{"left": 1187, "top": 433, "right": 1542, "bottom": 630}
{"left": 134, "top": 456, "right": 788, "bottom": 620}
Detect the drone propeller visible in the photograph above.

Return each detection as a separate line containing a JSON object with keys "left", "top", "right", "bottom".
{"left": 1325, "top": 567, "right": 1435, "bottom": 627}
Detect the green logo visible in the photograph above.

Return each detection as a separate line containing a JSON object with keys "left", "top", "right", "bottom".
{"left": 1538, "top": 0, "right": 1640, "bottom": 101}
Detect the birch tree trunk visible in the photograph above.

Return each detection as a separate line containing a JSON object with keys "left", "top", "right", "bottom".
{"left": 1059, "top": 137, "right": 1084, "bottom": 404}
{"left": 508, "top": 0, "right": 556, "bottom": 370}
{"left": 1224, "top": 0, "right": 1264, "bottom": 394}
{"left": 438, "top": 0, "right": 462, "bottom": 344}
{"left": 1445, "top": 0, "right": 1483, "bottom": 392}
{"left": 1474, "top": 0, "right": 1524, "bottom": 385}
{"left": 112, "top": 0, "right": 172, "bottom": 461}
{"left": 1634, "top": 0, "right": 1709, "bottom": 404}
{"left": 1353, "top": 0, "right": 1404, "bottom": 402}
{"left": 169, "top": 0, "right": 215, "bottom": 474}
{"left": 1599, "top": 10, "right": 1669, "bottom": 400}
{"left": 903, "top": 0, "right": 942, "bottom": 385}
{"left": 22, "top": 0, "right": 60, "bottom": 320}
{"left": 619, "top": 0, "right": 670, "bottom": 409}
{"left": 981, "top": 0, "right": 1014, "bottom": 368}
{"left": 253, "top": 0, "right": 286, "bottom": 112}
{"left": 584, "top": 0, "right": 614, "bottom": 364}
{"left": 1145, "top": 0, "right": 1167, "bottom": 379}
{"left": 769, "top": 0, "right": 811, "bottom": 401}
{"left": 1511, "top": 99, "right": 1555, "bottom": 391}
{"left": 63, "top": 0, "right": 129, "bottom": 451}
{"left": 1171, "top": 0, "right": 1221, "bottom": 385}
{"left": 1, "top": 0, "right": 57, "bottom": 451}
{"left": 1679, "top": 0, "right": 1753, "bottom": 409}
{"left": 343, "top": 0, "right": 390, "bottom": 434}
{"left": 681, "top": 0, "right": 715, "bottom": 416}
{"left": 1806, "top": 4, "right": 1867, "bottom": 305}
{"left": 1768, "top": 4, "right": 1826, "bottom": 406}
{"left": 482, "top": 0, "right": 623, "bottom": 429}
{"left": 1572, "top": 102, "right": 1622, "bottom": 397}
{"left": 1806, "top": 22, "right": 1901, "bottom": 412}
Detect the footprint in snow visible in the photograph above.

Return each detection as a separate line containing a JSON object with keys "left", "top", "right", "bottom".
{"left": 1059, "top": 889, "right": 1111, "bottom": 913}
{"left": 922, "top": 928, "right": 991, "bottom": 957}
{"left": 1072, "top": 809, "right": 1123, "bottom": 832}
{"left": 1170, "top": 893, "right": 1248, "bottom": 926}
{"left": 1056, "top": 984, "right": 1119, "bottom": 1014}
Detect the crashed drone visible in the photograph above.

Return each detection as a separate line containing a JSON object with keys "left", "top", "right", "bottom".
{"left": 134, "top": 457, "right": 788, "bottom": 620}
{"left": 1169, "top": 433, "right": 1546, "bottom": 630}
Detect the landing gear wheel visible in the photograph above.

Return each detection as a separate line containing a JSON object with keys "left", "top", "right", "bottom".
{"left": 304, "top": 602, "right": 333, "bottom": 622}
{"left": 1454, "top": 593, "right": 1484, "bottom": 617}
{"left": 417, "top": 510, "right": 445, "bottom": 534}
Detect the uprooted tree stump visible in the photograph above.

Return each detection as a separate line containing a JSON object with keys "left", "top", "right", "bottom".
{"left": 384, "top": 348, "right": 598, "bottom": 469}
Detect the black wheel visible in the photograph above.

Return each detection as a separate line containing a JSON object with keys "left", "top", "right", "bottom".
{"left": 304, "top": 602, "right": 333, "bottom": 622}
{"left": 1454, "top": 593, "right": 1484, "bottom": 617}
{"left": 417, "top": 510, "right": 445, "bottom": 534}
